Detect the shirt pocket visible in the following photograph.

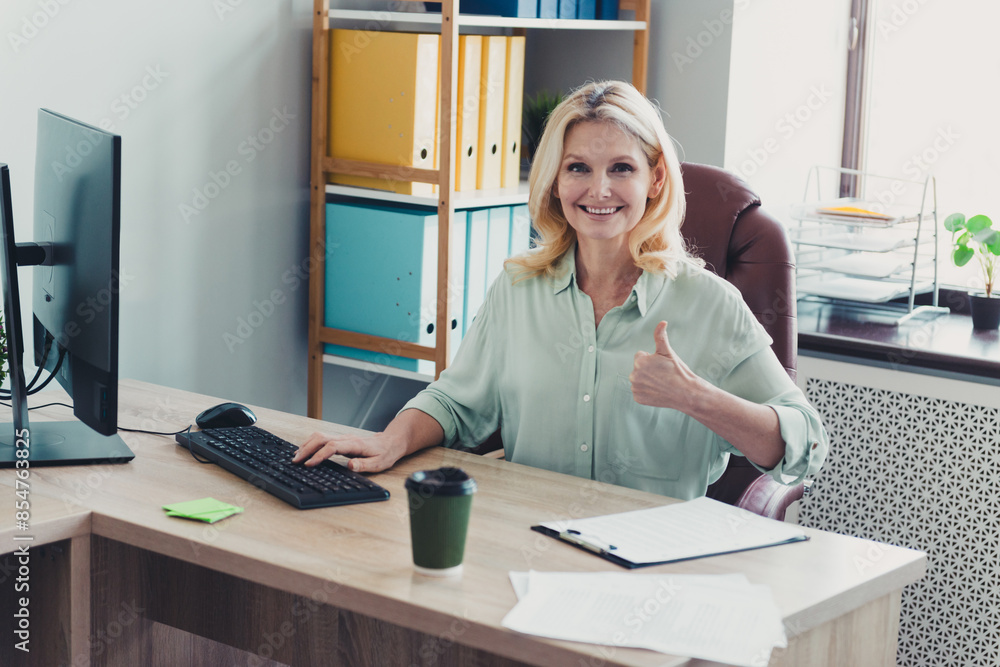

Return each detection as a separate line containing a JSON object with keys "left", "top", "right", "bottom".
{"left": 607, "top": 375, "right": 687, "bottom": 482}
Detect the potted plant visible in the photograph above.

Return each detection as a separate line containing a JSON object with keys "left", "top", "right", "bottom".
{"left": 944, "top": 212, "right": 1000, "bottom": 329}
{"left": 521, "top": 90, "right": 564, "bottom": 166}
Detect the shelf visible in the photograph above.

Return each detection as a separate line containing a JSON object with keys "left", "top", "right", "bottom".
{"left": 797, "top": 275, "right": 936, "bottom": 304}
{"left": 328, "top": 9, "right": 646, "bottom": 31}
{"left": 325, "top": 181, "right": 530, "bottom": 209}
{"left": 800, "top": 253, "right": 915, "bottom": 279}
{"left": 790, "top": 198, "right": 926, "bottom": 228}
{"left": 788, "top": 230, "right": 917, "bottom": 253}
{"left": 323, "top": 353, "right": 433, "bottom": 384}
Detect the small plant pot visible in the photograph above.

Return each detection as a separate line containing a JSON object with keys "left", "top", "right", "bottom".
{"left": 969, "top": 293, "right": 1000, "bottom": 330}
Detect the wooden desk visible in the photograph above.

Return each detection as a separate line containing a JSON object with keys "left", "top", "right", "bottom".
{"left": 1, "top": 380, "right": 925, "bottom": 666}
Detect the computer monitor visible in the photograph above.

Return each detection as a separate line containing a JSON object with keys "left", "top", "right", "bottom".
{"left": 0, "top": 109, "right": 133, "bottom": 466}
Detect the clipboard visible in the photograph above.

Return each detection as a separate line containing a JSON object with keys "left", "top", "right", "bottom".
{"left": 531, "top": 524, "right": 641, "bottom": 569}
{"left": 531, "top": 497, "right": 810, "bottom": 569}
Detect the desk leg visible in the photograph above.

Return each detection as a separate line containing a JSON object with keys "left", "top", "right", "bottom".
{"left": 772, "top": 590, "right": 902, "bottom": 667}
{"left": 69, "top": 534, "right": 91, "bottom": 667}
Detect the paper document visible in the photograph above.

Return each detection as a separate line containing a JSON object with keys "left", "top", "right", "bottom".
{"left": 503, "top": 570, "right": 786, "bottom": 667}
{"left": 816, "top": 205, "right": 895, "bottom": 221}
{"left": 535, "top": 496, "right": 807, "bottom": 567}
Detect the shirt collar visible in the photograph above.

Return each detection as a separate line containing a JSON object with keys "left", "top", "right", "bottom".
{"left": 552, "top": 244, "right": 666, "bottom": 317}
{"left": 552, "top": 249, "right": 576, "bottom": 294}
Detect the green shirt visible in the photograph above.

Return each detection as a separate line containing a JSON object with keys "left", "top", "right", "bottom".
{"left": 403, "top": 249, "right": 828, "bottom": 500}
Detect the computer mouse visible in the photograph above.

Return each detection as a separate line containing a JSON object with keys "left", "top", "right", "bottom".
{"left": 196, "top": 402, "right": 257, "bottom": 429}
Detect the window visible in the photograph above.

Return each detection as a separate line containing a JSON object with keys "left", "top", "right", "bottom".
{"left": 862, "top": 0, "right": 1000, "bottom": 289}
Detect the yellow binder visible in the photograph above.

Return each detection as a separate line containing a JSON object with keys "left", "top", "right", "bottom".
{"left": 456, "top": 35, "right": 482, "bottom": 193}
{"left": 477, "top": 35, "right": 507, "bottom": 191}
{"left": 502, "top": 36, "right": 526, "bottom": 189}
{"left": 328, "top": 30, "right": 440, "bottom": 196}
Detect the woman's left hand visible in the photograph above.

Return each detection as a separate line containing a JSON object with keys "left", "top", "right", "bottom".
{"left": 629, "top": 320, "right": 702, "bottom": 412}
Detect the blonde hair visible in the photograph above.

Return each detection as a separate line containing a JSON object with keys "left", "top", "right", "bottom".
{"left": 507, "top": 80, "right": 702, "bottom": 281}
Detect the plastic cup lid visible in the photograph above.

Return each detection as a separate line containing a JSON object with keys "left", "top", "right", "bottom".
{"left": 405, "top": 467, "right": 477, "bottom": 497}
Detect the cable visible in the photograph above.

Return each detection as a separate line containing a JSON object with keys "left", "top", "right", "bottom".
{"left": 0, "top": 338, "right": 65, "bottom": 400}
{"left": 0, "top": 400, "right": 74, "bottom": 411}
{"left": 25, "top": 335, "right": 55, "bottom": 391}
{"left": 176, "top": 425, "right": 214, "bottom": 464}
{"left": 0, "top": 336, "right": 54, "bottom": 399}
{"left": 1, "top": 397, "right": 198, "bottom": 439}
{"left": 26, "top": 401, "right": 74, "bottom": 411}
{"left": 119, "top": 425, "right": 195, "bottom": 437}
{"left": 118, "top": 424, "right": 213, "bottom": 465}
{"left": 25, "top": 345, "right": 65, "bottom": 395}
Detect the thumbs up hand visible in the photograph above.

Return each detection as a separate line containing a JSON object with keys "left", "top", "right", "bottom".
{"left": 630, "top": 321, "right": 700, "bottom": 411}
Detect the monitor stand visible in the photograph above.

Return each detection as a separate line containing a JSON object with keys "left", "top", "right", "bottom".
{"left": 0, "top": 421, "right": 134, "bottom": 466}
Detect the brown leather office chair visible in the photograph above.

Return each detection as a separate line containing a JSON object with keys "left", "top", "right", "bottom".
{"left": 680, "top": 162, "right": 804, "bottom": 521}
{"left": 474, "top": 162, "right": 806, "bottom": 521}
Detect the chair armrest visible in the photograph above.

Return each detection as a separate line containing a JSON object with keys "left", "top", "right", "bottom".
{"left": 735, "top": 476, "right": 805, "bottom": 522}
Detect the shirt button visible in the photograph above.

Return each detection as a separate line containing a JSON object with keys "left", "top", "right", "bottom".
{"left": 583, "top": 394, "right": 591, "bottom": 402}
{"left": 581, "top": 444, "right": 589, "bottom": 452}
{"left": 588, "top": 345, "right": 595, "bottom": 353}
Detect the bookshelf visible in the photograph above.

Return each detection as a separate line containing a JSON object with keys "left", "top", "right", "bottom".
{"left": 308, "top": 0, "right": 651, "bottom": 418}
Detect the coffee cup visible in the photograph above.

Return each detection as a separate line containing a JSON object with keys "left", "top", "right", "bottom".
{"left": 404, "top": 467, "right": 477, "bottom": 576}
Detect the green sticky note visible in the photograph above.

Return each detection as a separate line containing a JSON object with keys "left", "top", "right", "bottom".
{"left": 166, "top": 509, "right": 240, "bottom": 523}
{"left": 163, "top": 497, "right": 244, "bottom": 523}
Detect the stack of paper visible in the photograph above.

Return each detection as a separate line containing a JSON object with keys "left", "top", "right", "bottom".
{"left": 163, "top": 497, "right": 243, "bottom": 523}
{"left": 504, "top": 571, "right": 787, "bottom": 666}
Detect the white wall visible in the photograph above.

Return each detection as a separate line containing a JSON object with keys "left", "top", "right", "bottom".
{"left": 646, "top": 0, "right": 734, "bottom": 166}
{"left": 1, "top": 0, "right": 315, "bottom": 417}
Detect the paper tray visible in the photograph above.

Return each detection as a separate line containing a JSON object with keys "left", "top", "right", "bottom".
{"left": 797, "top": 275, "right": 931, "bottom": 303}
{"left": 800, "top": 253, "right": 914, "bottom": 279}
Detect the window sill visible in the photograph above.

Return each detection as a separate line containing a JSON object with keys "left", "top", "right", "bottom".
{"left": 797, "top": 289, "right": 1000, "bottom": 385}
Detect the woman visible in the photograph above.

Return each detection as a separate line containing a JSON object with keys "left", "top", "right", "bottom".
{"left": 294, "top": 81, "right": 827, "bottom": 500}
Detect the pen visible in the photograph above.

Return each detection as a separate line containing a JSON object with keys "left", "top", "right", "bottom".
{"left": 558, "top": 530, "right": 617, "bottom": 554}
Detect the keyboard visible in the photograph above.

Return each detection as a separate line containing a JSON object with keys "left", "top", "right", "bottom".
{"left": 175, "top": 425, "right": 390, "bottom": 509}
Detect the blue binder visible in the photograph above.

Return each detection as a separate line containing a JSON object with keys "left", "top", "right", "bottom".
{"left": 509, "top": 205, "right": 533, "bottom": 256}
{"left": 463, "top": 208, "right": 490, "bottom": 334}
{"left": 597, "top": 0, "right": 618, "bottom": 19}
{"left": 460, "top": 0, "right": 537, "bottom": 17}
{"left": 324, "top": 202, "right": 467, "bottom": 375}
{"left": 577, "top": 0, "right": 596, "bottom": 19}
{"left": 539, "top": 0, "right": 557, "bottom": 19}
{"left": 558, "top": 0, "right": 577, "bottom": 19}
{"left": 487, "top": 206, "right": 511, "bottom": 289}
